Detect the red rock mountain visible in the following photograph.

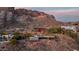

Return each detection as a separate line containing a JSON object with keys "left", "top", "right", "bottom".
{"left": 0, "top": 7, "right": 60, "bottom": 31}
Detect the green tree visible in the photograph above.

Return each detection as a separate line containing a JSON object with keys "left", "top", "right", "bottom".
{"left": 48, "top": 27, "right": 63, "bottom": 34}
{"left": 13, "top": 32, "right": 23, "bottom": 40}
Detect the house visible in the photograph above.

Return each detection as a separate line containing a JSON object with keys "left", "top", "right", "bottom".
{"left": 61, "top": 26, "right": 77, "bottom": 32}
{"left": 34, "top": 27, "right": 47, "bottom": 35}
{"left": 39, "top": 36, "right": 55, "bottom": 40}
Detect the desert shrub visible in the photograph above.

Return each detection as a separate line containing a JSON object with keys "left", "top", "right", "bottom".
{"left": 1, "top": 32, "right": 8, "bottom": 35}
{"left": 26, "top": 33, "right": 33, "bottom": 37}
{"left": 48, "top": 27, "right": 63, "bottom": 34}
{"left": 13, "top": 32, "right": 20, "bottom": 35}
{"left": 66, "top": 30, "right": 78, "bottom": 39}
{"left": 9, "top": 38, "right": 17, "bottom": 46}
{"left": 66, "top": 30, "right": 79, "bottom": 44}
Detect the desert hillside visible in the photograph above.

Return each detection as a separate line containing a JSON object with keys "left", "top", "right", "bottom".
{"left": 0, "top": 7, "right": 61, "bottom": 32}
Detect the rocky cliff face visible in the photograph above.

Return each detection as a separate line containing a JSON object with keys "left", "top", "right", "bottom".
{"left": 0, "top": 7, "right": 60, "bottom": 32}
{"left": 0, "top": 7, "right": 15, "bottom": 29}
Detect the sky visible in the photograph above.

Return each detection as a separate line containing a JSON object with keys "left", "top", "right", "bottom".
{"left": 16, "top": 7, "right": 79, "bottom": 22}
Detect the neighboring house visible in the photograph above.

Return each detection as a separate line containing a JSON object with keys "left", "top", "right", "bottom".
{"left": 29, "top": 35, "right": 39, "bottom": 40}
{"left": 29, "top": 35, "right": 55, "bottom": 40}
{"left": 61, "top": 26, "right": 77, "bottom": 32}
{"left": 1, "top": 34, "right": 14, "bottom": 41}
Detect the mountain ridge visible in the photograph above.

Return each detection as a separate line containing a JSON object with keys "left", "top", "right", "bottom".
{"left": 0, "top": 7, "right": 61, "bottom": 32}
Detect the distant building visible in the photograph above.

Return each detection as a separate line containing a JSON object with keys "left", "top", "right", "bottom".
{"left": 61, "top": 26, "right": 77, "bottom": 32}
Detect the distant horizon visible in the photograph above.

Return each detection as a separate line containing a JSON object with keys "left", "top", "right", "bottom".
{"left": 15, "top": 7, "right": 79, "bottom": 22}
